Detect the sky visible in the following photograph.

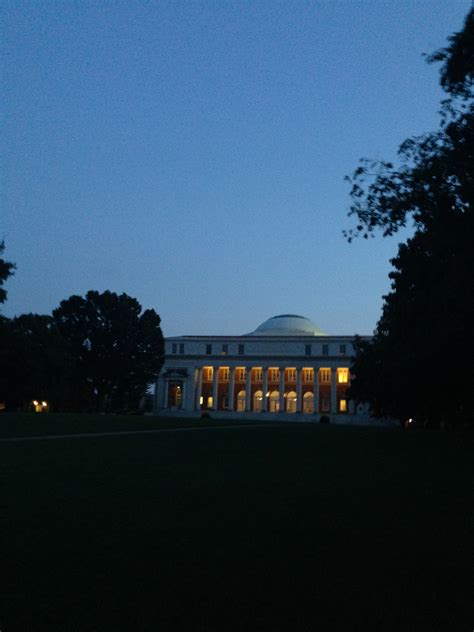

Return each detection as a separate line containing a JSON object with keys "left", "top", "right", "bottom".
{"left": 1, "top": 0, "right": 470, "bottom": 337}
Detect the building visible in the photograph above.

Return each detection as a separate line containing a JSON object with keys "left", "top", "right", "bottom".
{"left": 154, "top": 314, "right": 371, "bottom": 422}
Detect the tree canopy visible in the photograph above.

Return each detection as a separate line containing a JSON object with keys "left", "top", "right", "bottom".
{"left": 346, "top": 9, "right": 474, "bottom": 426}
{"left": 0, "top": 241, "right": 15, "bottom": 305}
{"left": 53, "top": 290, "right": 164, "bottom": 412}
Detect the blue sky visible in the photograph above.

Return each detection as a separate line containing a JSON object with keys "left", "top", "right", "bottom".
{"left": 1, "top": 0, "right": 469, "bottom": 336}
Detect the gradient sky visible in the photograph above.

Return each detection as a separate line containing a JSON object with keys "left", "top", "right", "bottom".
{"left": 1, "top": 0, "right": 469, "bottom": 337}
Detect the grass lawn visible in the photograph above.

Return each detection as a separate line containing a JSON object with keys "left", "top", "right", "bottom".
{"left": 1, "top": 414, "right": 473, "bottom": 631}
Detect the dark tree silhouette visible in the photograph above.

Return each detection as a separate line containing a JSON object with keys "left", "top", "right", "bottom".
{"left": 53, "top": 290, "right": 164, "bottom": 412}
{"left": 346, "top": 9, "right": 474, "bottom": 426}
{"left": 0, "top": 241, "right": 15, "bottom": 305}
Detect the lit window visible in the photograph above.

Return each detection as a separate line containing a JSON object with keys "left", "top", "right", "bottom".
{"left": 320, "top": 369, "right": 331, "bottom": 384}
{"left": 222, "top": 344, "right": 228, "bottom": 355}
{"left": 338, "top": 369, "right": 349, "bottom": 384}
{"left": 237, "top": 368, "right": 246, "bottom": 381}
{"left": 238, "top": 344, "right": 245, "bottom": 355}
{"left": 206, "top": 367, "right": 213, "bottom": 381}
{"left": 199, "top": 396, "right": 204, "bottom": 405}
{"left": 207, "top": 396, "right": 213, "bottom": 408}
{"left": 172, "top": 343, "right": 177, "bottom": 354}
{"left": 287, "top": 368, "right": 296, "bottom": 382}
{"left": 269, "top": 368, "right": 279, "bottom": 381}
{"left": 206, "top": 344, "right": 212, "bottom": 355}
{"left": 340, "top": 399, "right": 347, "bottom": 412}
{"left": 305, "top": 344, "right": 311, "bottom": 356}
{"left": 221, "top": 368, "right": 230, "bottom": 381}
{"left": 179, "top": 343, "right": 184, "bottom": 354}
{"left": 302, "top": 369, "right": 313, "bottom": 383}
{"left": 322, "top": 344, "right": 329, "bottom": 356}
{"left": 254, "top": 368, "right": 263, "bottom": 381}
{"left": 340, "top": 344, "right": 346, "bottom": 354}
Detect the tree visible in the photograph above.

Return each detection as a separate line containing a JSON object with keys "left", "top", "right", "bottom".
{"left": 346, "top": 9, "right": 474, "bottom": 426}
{"left": 53, "top": 290, "right": 164, "bottom": 412}
{"left": 0, "top": 241, "right": 15, "bottom": 305}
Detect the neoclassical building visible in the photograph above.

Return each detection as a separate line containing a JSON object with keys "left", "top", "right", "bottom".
{"left": 154, "top": 314, "right": 370, "bottom": 421}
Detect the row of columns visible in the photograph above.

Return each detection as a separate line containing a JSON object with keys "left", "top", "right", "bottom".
{"left": 192, "top": 365, "right": 343, "bottom": 414}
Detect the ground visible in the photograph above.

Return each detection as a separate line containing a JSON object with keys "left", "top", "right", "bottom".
{"left": 1, "top": 414, "right": 473, "bottom": 631}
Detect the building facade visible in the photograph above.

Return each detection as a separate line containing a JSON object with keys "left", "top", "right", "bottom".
{"left": 154, "top": 314, "right": 370, "bottom": 421}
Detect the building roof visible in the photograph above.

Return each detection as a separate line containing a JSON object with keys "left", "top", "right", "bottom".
{"left": 248, "top": 314, "right": 326, "bottom": 337}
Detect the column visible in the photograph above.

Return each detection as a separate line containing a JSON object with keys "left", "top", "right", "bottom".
{"left": 245, "top": 367, "right": 252, "bottom": 411}
{"left": 164, "top": 379, "right": 169, "bottom": 408}
{"left": 279, "top": 368, "right": 285, "bottom": 413}
{"left": 313, "top": 367, "right": 319, "bottom": 414}
{"left": 349, "top": 400, "right": 355, "bottom": 415}
{"left": 155, "top": 374, "right": 165, "bottom": 410}
{"left": 331, "top": 368, "right": 337, "bottom": 415}
{"left": 185, "top": 368, "right": 196, "bottom": 411}
{"left": 195, "top": 367, "right": 203, "bottom": 411}
{"left": 212, "top": 366, "right": 219, "bottom": 410}
{"left": 262, "top": 367, "right": 268, "bottom": 412}
{"left": 296, "top": 368, "right": 302, "bottom": 413}
{"left": 228, "top": 367, "right": 235, "bottom": 411}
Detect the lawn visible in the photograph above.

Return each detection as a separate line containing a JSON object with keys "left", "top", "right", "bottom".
{"left": 1, "top": 414, "right": 473, "bottom": 631}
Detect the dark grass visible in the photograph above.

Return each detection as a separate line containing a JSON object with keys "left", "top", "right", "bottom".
{"left": 0, "top": 412, "right": 268, "bottom": 439}
{"left": 1, "top": 415, "right": 473, "bottom": 631}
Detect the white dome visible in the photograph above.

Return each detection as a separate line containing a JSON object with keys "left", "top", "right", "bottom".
{"left": 249, "top": 314, "right": 326, "bottom": 336}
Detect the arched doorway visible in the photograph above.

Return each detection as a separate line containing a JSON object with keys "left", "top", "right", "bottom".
{"left": 253, "top": 390, "right": 263, "bottom": 412}
{"left": 269, "top": 391, "right": 280, "bottom": 413}
{"left": 303, "top": 392, "right": 314, "bottom": 414}
{"left": 237, "top": 390, "right": 246, "bottom": 412}
{"left": 286, "top": 391, "right": 297, "bottom": 413}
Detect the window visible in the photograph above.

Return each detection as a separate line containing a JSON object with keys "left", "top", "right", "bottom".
{"left": 238, "top": 344, "right": 245, "bottom": 355}
{"left": 287, "top": 368, "right": 296, "bottom": 382}
{"left": 320, "top": 368, "right": 331, "bottom": 384}
{"left": 237, "top": 368, "right": 246, "bottom": 382}
{"left": 269, "top": 368, "right": 279, "bottom": 382}
{"left": 322, "top": 396, "right": 330, "bottom": 412}
{"left": 222, "top": 344, "right": 228, "bottom": 355}
{"left": 302, "top": 368, "right": 313, "bottom": 383}
{"left": 206, "top": 344, "right": 212, "bottom": 355}
{"left": 179, "top": 343, "right": 184, "bottom": 354}
{"left": 338, "top": 368, "right": 349, "bottom": 384}
{"left": 339, "top": 344, "right": 346, "bottom": 354}
{"left": 254, "top": 368, "right": 263, "bottom": 381}
{"left": 339, "top": 399, "right": 347, "bottom": 412}
{"left": 305, "top": 344, "right": 311, "bottom": 356}
{"left": 221, "top": 368, "right": 230, "bottom": 381}
{"left": 207, "top": 396, "right": 213, "bottom": 409}
{"left": 322, "top": 344, "right": 329, "bottom": 356}
{"left": 205, "top": 367, "right": 213, "bottom": 381}
{"left": 172, "top": 343, "right": 177, "bottom": 354}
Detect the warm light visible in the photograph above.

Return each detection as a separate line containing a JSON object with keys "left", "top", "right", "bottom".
{"left": 42, "top": 401, "right": 47, "bottom": 407}
{"left": 338, "top": 369, "right": 349, "bottom": 384}
{"left": 33, "top": 400, "right": 39, "bottom": 406}
{"left": 200, "top": 396, "right": 204, "bottom": 405}
{"left": 266, "top": 392, "right": 270, "bottom": 397}
{"left": 340, "top": 399, "right": 347, "bottom": 412}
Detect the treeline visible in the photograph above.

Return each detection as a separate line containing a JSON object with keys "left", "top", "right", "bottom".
{"left": 0, "top": 272, "right": 164, "bottom": 413}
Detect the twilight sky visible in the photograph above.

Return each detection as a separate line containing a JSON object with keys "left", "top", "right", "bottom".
{"left": 1, "top": 0, "right": 469, "bottom": 337}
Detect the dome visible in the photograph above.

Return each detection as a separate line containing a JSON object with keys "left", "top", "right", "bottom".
{"left": 248, "top": 314, "right": 326, "bottom": 337}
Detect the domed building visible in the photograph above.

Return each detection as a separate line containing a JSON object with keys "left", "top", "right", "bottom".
{"left": 154, "top": 315, "right": 371, "bottom": 421}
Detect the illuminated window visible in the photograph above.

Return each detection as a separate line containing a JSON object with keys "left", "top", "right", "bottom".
{"left": 222, "top": 344, "right": 228, "bottom": 355}
{"left": 199, "top": 396, "right": 204, "bottom": 405}
{"left": 207, "top": 396, "right": 213, "bottom": 408}
{"left": 339, "top": 399, "right": 347, "bottom": 412}
{"left": 237, "top": 368, "right": 246, "bottom": 382}
{"left": 172, "top": 343, "right": 177, "bottom": 354}
{"left": 320, "top": 369, "right": 331, "bottom": 383}
{"left": 269, "top": 368, "right": 279, "bottom": 381}
{"left": 221, "top": 368, "right": 230, "bottom": 381}
{"left": 206, "top": 344, "right": 212, "bottom": 355}
{"left": 206, "top": 367, "right": 213, "bottom": 381}
{"left": 179, "top": 343, "right": 184, "bottom": 354}
{"left": 305, "top": 344, "right": 311, "bottom": 356}
{"left": 302, "top": 369, "right": 313, "bottom": 383}
{"left": 238, "top": 344, "right": 245, "bottom": 355}
{"left": 237, "top": 390, "right": 246, "bottom": 411}
{"left": 338, "top": 369, "right": 349, "bottom": 384}
{"left": 322, "top": 344, "right": 329, "bottom": 356}
{"left": 254, "top": 368, "right": 263, "bottom": 381}
{"left": 287, "top": 368, "right": 296, "bottom": 382}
